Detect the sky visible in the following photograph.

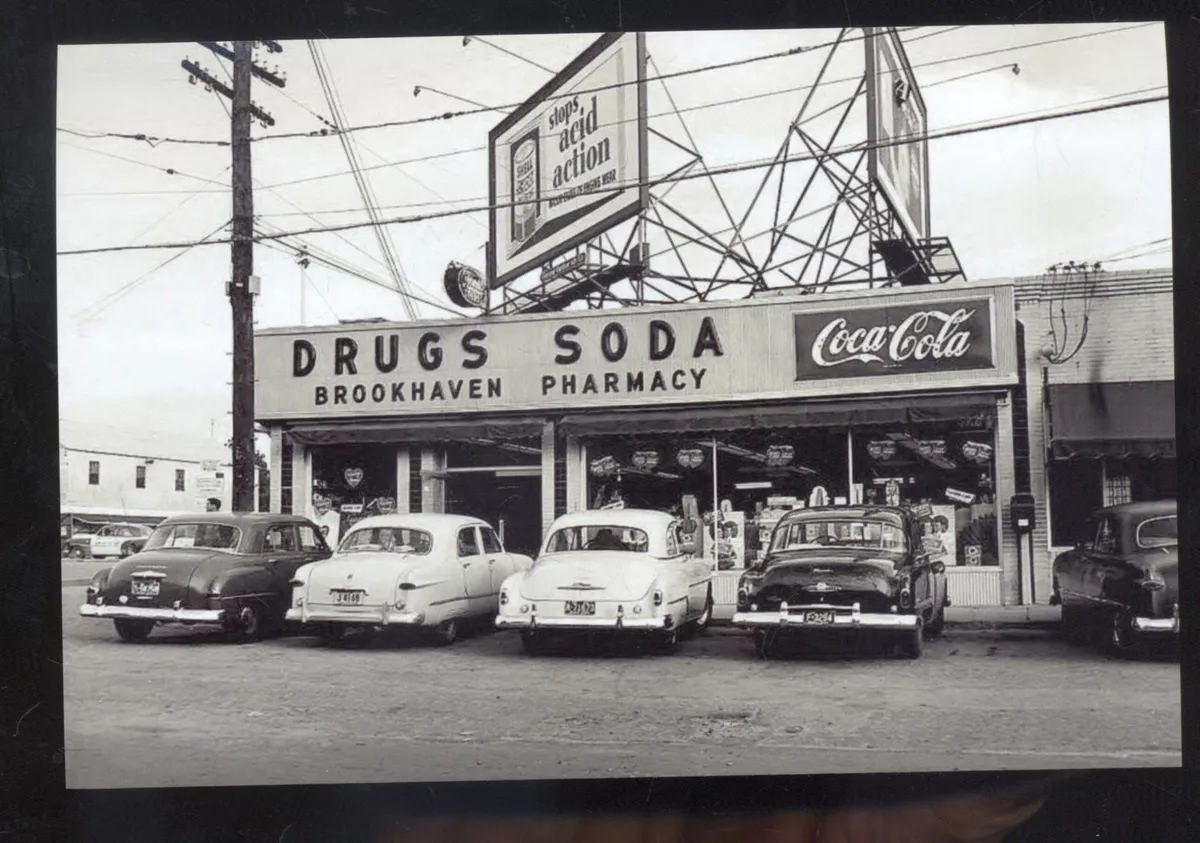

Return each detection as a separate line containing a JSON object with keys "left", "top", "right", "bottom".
{"left": 55, "top": 23, "right": 1171, "bottom": 452}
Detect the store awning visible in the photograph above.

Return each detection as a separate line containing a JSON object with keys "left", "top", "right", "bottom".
{"left": 558, "top": 393, "right": 999, "bottom": 437}
{"left": 1048, "top": 381, "right": 1176, "bottom": 459}
{"left": 282, "top": 417, "right": 546, "bottom": 447}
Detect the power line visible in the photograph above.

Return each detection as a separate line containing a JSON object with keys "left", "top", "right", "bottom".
{"left": 56, "top": 140, "right": 231, "bottom": 188}
{"left": 57, "top": 90, "right": 1167, "bottom": 257}
{"left": 58, "top": 23, "right": 1153, "bottom": 151}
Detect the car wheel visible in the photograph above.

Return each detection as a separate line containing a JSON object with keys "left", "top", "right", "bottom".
{"left": 656, "top": 626, "right": 680, "bottom": 653}
{"left": 67, "top": 546, "right": 84, "bottom": 559}
{"left": 899, "top": 620, "right": 925, "bottom": 659}
{"left": 232, "top": 603, "right": 264, "bottom": 643}
{"left": 434, "top": 618, "right": 460, "bottom": 646}
{"left": 753, "top": 629, "right": 777, "bottom": 659}
{"left": 318, "top": 624, "right": 346, "bottom": 645}
{"left": 1104, "top": 609, "right": 1142, "bottom": 658}
{"left": 926, "top": 603, "right": 946, "bottom": 638}
{"left": 1061, "top": 603, "right": 1083, "bottom": 645}
{"left": 113, "top": 619, "right": 154, "bottom": 642}
{"left": 520, "top": 630, "right": 546, "bottom": 656}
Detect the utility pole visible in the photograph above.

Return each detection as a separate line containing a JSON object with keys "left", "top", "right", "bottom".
{"left": 229, "top": 40, "right": 256, "bottom": 513}
{"left": 184, "top": 40, "right": 283, "bottom": 511}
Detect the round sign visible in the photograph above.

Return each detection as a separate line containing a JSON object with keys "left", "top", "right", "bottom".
{"left": 443, "top": 262, "right": 488, "bottom": 309}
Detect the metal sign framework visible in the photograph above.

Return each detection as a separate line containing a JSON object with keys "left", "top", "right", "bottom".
{"left": 490, "top": 28, "right": 965, "bottom": 316}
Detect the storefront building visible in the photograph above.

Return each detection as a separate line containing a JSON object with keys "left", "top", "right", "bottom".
{"left": 1014, "top": 267, "right": 1175, "bottom": 603}
{"left": 256, "top": 280, "right": 1023, "bottom": 608}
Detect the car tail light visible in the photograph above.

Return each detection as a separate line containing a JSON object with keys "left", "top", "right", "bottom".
{"left": 500, "top": 589, "right": 509, "bottom": 606}
{"left": 289, "top": 579, "right": 304, "bottom": 588}
{"left": 653, "top": 589, "right": 664, "bottom": 607}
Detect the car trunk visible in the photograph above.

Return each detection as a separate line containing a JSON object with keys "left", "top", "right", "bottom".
{"left": 755, "top": 552, "right": 901, "bottom": 613}
{"left": 519, "top": 554, "right": 658, "bottom": 603}
{"left": 100, "top": 549, "right": 229, "bottom": 609}
{"left": 304, "top": 553, "right": 428, "bottom": 608}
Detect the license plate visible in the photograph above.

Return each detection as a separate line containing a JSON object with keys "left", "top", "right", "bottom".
{"left": 802, "top": 610, "right": 835, "bottom": 625}
{"left": 564, "top": 600, "right": 596, "bottom": 616}
{"left": 333, "top": 590, "right": 364, "bottom": 606}
{"left": 130, "top": 580, "right": 159, "bottom": 598}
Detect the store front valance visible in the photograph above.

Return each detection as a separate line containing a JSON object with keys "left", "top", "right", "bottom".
{"left": 282, "top": 417, "right": 546, "bottom": 446}
{"left": 558, "top": 393, "right": 999, "bottom": 437}
{"left": 1048, "top": 381, "right": 1176, "bottom": 459}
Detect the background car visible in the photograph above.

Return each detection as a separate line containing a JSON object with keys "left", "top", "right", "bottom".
{"left": 64, "top": 522, "right": 153, "bottom": 559}
{"left": 732, "top": 505, "right": 949, "bottom": 659}
{"left": 80, "top": 513, "right": 332, "bottom": 642}
{"left": 495, "top": 509, "right": 714, "bottom": 654}
{"left": 1051, "top": 499, "right": 1178, "bottom": 656}
{"left": 287, "top": 513, "right": 534, "bottom": 645}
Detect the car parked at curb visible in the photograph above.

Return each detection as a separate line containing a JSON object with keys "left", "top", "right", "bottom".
{"left": 732, "top": 504, "right": 949, "bottom": 659}
{"left": 287, "top": 513, "right": 535, "bottom": 645}
{"left": 1051, "top": 499, "right": 1178, "bottom": 657}
{"left": 495, "top": 509, "right": 714, "bottom": 654}
{"left": 65, "top": 522, "right": 153, "bottom": 559}
{"left": 80, "top": 513, "right": 332, "bottom": 642}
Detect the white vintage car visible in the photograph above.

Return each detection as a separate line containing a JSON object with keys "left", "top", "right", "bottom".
{"left": 286, "top": 513, "right": 534, "bottom": 645}
{"left": 495, "top": 509, "right": 714, "bottom": 653}
{"left": 66, "top": 522, "right": 153, "bottom": 559}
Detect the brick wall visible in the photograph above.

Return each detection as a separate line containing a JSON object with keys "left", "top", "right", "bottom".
{"left": 1012, "top": 268, "right": 1174, "bottom": 600}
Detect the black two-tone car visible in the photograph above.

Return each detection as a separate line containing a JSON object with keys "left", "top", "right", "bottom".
{"left": 80, "top": 513, "right": 331, "bottom": 642}
{"left": 732, "top": 505, "right": 949, "bottom": 659}
{"left": 1051, "top": 500, "right": 1178, "bottom": 656}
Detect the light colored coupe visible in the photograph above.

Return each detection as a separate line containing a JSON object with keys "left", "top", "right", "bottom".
{"left": 495, "top": 509, "right": 714, "bottom": 653}
{"left": 286, "top": 513, "right": 534, "bottom": 645}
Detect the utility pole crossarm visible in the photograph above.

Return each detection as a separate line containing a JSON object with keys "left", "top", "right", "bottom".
{"left": 183, "top": 60, "right": 277, "bottom": 126}
{"left": 198, "top": 42, "right": 288, "bottom": 88}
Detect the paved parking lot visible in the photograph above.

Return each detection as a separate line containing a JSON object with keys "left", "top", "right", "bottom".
{"left": 61, "top": 583, "right": 1181, "bottom": 789}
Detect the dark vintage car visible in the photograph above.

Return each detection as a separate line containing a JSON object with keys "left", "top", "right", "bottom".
{"left": 64, "top": 522, "right": 153, "bottom": 559}
{"left": 80, "top": 513, "right": 332, "bottom": 642}
{"left": 1051, "top": 500, "right": 1178, "bottom": 655}
{"left": 732, "top": 505, "right": 950, "bottom": 659}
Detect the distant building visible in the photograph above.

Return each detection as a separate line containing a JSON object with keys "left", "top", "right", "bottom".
{"left": 59, "top": 419, "right": 235, "bottom": 539}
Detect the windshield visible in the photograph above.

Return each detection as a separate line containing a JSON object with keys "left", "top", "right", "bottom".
{"left": 771, "top": 518, "right": 907, "bottom": 552}
{"left": 1136, "top": 515, "right": 1177, "bottom": 549}
{"left": 143, "top": 523, "right": 241, "bottom": 552}
{"left": 546, "top": 525, "right": 650, "bottom": 553}
{"left": 338, "top": 527, "right": 433, "bottom": 555}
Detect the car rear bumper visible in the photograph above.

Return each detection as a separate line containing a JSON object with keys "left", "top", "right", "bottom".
{"left": 286, "top": 607, "right": 426, "bottom": 627}
{"left": 1132, "top": 606, "right": 1179, "bottom": 635}
{"left": 732, "top": 604, "right": 919, "bottom": 631}
{"left": 495, "top": 613, "right": 668, "bottom": 631}
{"left": 79, "top": 604, "right": 224, "bottom": 624}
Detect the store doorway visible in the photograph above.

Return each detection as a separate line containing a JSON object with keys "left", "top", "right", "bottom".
{"left": 446, "top": 472, "right": 542, "bottom": 557}
{"left": 443, "top": 439, "right": 543, "bottom": 558}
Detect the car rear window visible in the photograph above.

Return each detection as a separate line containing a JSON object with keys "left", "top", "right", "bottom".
{"left": 1137, "top": 515, "right": 1177, "bottom": 548}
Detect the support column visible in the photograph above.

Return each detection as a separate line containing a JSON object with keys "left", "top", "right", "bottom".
{"left": 268, "top": 427, "right": 283, "bottom": 514}
{"left": 420, "top": 448, "right": 445, "bottom": 513}
{"left": 995, "top": 396, "right": 1020, "bottom": 605}
{"left": 564, "top": 436, "right": 583, "bottom": 513}
{"left": 291, "top": 442, "right": 310, "bottom": 521}
{"left": 396, "top": 448, "right": 411, "bottom": 514}
{"left": 541, "top": 421, "right": 556, "bottom": 541}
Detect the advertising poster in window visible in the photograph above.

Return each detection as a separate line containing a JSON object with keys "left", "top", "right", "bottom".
{"left": 487, "top": 32, "right": 648, "bottom": 289}
{"left": 865, "top": 27, "right": 930, "bottom": 245}
{"left": 923, "top": 504, "right": 956, "bottom": 564}
{"left": 706, "top": 510, "right": 746, "bottom": 571}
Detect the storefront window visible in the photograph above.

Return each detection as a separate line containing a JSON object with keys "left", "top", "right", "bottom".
{"left": 311, "top": 444, "right": 399, "bottom": 545}
{"left": 851, "top": 422, "right": 999, "bottom": 567}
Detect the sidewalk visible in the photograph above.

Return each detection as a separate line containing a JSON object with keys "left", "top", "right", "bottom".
{"left": 61, "top": 559, "right": 114, "bottom": 586}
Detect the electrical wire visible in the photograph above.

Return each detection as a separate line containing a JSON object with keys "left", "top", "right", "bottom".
{"left": 58, "top": 23, "right": 1154, "bottom": 150}
{"left": 56, "top": 140, "right": 231, "bottom": 188}
{"left": 57, "top": 90, "right": 1168, "bottom": 257}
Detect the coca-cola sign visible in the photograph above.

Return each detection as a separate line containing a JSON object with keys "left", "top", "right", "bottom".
{"left": 794, "top": 299, "right": 993, "bottom": 380}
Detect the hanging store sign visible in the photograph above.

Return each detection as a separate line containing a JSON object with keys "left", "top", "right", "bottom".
{"left": 961, "top": 440, "right": 993, "bottom": 464}
{"left": 866, "top": 440, "right": 898, "bottom": 461}
{"left": 631, "top": 449, "right": 660, "bottom": 470}
{"left": 764, "top": 444, "right": 794, "bottom": 467}
{"left": 917, "top": 439, "right": 947, "bottom": 458}
{"left": 590, "top": 455, "right": 619, "bottom": 476}
{"left": 443, "top": 262, "right": 489, "bottom": 310}
{"left": 344, "top": 468, "right": 364, "bottom": 489}
{"left": 795, "top": 297, "right": 995, "bottom": 381}
{"left": 340, "top": 503, "right": 364, "bottom": 514}
{"left": 676, "top": 448, "right": 705, "bottom": 469}
{"left": 945, "top": 487, "right": 977, "bottom": 505}
{"left": 487, "top": 32, "right": 648, "bottom": 289}
{"left": 254, "top": 282, "right": 1015, "bottom": 421}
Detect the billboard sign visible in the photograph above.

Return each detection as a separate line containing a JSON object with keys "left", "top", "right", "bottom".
{"left": 487, "top": 32, "right": 648, "bottom": 289}
{"left": 865, "top": 28, "right": 930, "bottom": 245}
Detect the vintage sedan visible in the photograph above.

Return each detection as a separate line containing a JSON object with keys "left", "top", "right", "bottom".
{"left": 732, "top": 505, "right": 949, "bottom": 659}
{"left": 1051, "top": 500, "right": 1178, "bottom": 655}
{"left": 495, "top": 509, "right": 714, "bottom": 654}
{"left": 287, "top": 514, "right": 535, "bottom": 645}
{"left": 80, "top": 513, "right": 332, "bottom": 642}
{"left": 65, "top": 522, "right": 153, "bottom": 559}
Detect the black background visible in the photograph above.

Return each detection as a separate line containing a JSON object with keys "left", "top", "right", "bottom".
{"left": 2, "top": 1, "right": 1198, "bottom": 841}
